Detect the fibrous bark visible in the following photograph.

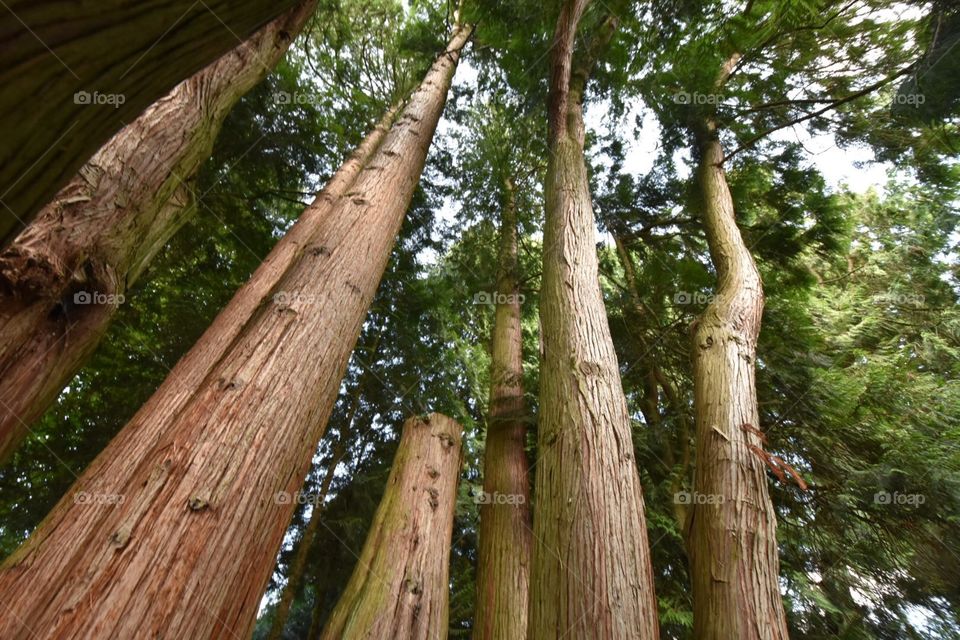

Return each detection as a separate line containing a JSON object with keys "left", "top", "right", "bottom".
{"left": 687, "top": 121, "right": 790, "bottom": 640}
{"left": 529, "top": 4, "right": 660, "bottom": 638}
{"left": 318, "top": 413, "right": 463, "bottom": 640}
{"left": 0, "top": 0, "right": 303, "bottom": 246}
{"left": 0, "top": 24, "right": 470, "bottom": 640}
{"left": 473, "top": 177, "right": 532, "bottom": 640}
{"left": 0, "top": 1, "right": 317, "bottom": 463}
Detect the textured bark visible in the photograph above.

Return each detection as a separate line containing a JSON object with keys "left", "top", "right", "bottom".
{"left": 266, "top": 439, "right": 346, "bottom": 640}
{"left": 319, "top": 413, "right": 463, "bottom": 640}
{"left": 0, "top": 0, "right": 303, "bottom": 246}
{"left": 0, "top": 25, "right": 469, "bottom": 640}
{"left": 473, "top": 177, "right": 532, "bottom": 640}
{"left": 529, "top": 4, "right": 659, "bottom": 638}
{"left": 687, "top": 121, "right": 789, "bottom": 640}
{"left": 0, "top": 2, "right": 317, "bottom": 464}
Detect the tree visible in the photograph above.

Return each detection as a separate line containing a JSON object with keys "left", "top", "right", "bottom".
{"left": 473, "top": 175, "right": 533, "bottom": 639}
{"left": 318, "top": 413, "right": 463, "bottom": 639}
{"left": 0, "top": 21, "right": 471, "bottom": 638}
{"left": 0, "top": 0, "right": 306, "bottom": 246}
{"left": 529, "top": 2, "right": 660, "bottom": 637}
{"left": 0, "top": 1, "right": 319, "bottom": 463}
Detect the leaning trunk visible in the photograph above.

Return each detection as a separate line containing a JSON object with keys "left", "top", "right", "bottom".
{"left": 0, "top": 1, "right": 318, "bottom": 463}
{"left": 687, "top": 124, "right": 789, "bottom": 640}
{"left": 529, "top": 3, "right": 659, "bottom": 638}
{"left": 0, "top": 0, "right": 303, "bottom": 245}
{"left": 473, "top": 177, "right": 532, "bottom": 640}
{"left": 318, "top": 413, "right": 463, "bottom": 639}
{"left": 0, "top": 25, "right": 469, "bottom": 639}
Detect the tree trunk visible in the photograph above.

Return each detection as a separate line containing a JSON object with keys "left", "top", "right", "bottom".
{"left": 0, "top": 2, "right": 318, "bottom": 464}
{"left": 0, "top": 0, "right": 304, "bottom": 246}
{"left": 319, "top": 413, "right": 463, "bottom": 640}
{"left": 687, "top": 122, "right": 790, "bottom": 640}
{"left": 529, "top": 4, "right": 659, "bottom": 638}
{"left": 266, "top": 438, "right": 347, "bottom": 640}
{"left": 473, "top": 177, "right": 532, "bottom": 640}
{"left": 0, "top": 25, "right": 470, "bottom": 640}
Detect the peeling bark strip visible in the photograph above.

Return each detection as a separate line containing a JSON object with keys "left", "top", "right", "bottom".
{"left": 0, "top": 2, "right": 318, "bottom": 464}
{"left": 687, "top": 123, "right": 790, "bottom": 640}
{"left": 530, "top": 3, "right": 659, "bottom": 639}
{"left": 0, "top": 25, "right": 470, "bottom": 640}
{"left": 473, "top": 177, "right": 532, "bottom": 640}
{"left": 319, "top": 414, "right": 463, "bottom": 640}
{"left": 0, "top": 0, "right": 303, "bottom": 246}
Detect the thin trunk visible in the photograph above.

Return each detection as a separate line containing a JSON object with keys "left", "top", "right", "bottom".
{"left": 0, "top": 2, "right": 318, "bottom": 463}
{"left": 0, "top": 0, "right": 303, "bottom": 245}
{"left": 267, "top": 438, "right": 347, "bottom": 640}
{"left": 687, "top": 119, "right": 789, "bottom": 639}
{"left": 473, "top": 177, "right": 532, "bottom": 640}
{"left": 0, "top": 25, "right": 470, "bottom": 639}
{"left": 319, "top": 413, "right": 463, "bottom": 640}
{"left": 530, "top": 5, "right": 659, "bottom": 638}
{"left": 268, "top": 328, "right": 384, "bottom": 640}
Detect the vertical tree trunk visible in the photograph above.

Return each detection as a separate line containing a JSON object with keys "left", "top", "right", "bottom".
{"left": 319, "top": 413, "right": 463, "bottom": 640}
{"left": 0, "top": 0, "right": 303, "bottom": 246}
{"left": 687, "top": 122, "right": 790, "bottom": 640}
{"left": 0, "top": 25, "right": 470, "bottom": 640}
{"left": 0, "top": 1, "right": 318, "bottom": 462}
{"left": 530, "top": 4, "right": 660, "bottom": 638}
{"left": 473, "top": 177, "right": 532, "bottom": 640}
{"left": 266, "top": 438, "right": 347, "bottom": 640}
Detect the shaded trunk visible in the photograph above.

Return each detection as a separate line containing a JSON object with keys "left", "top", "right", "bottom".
{"left": 0, "top": 0, "right": 303, "bottom": 245}
{"left": 319, "top": 413, "right": 463, "bottom": 640}
{"left": 473, "top": 177, "right": 532, "bottom": 640}
{"left": 529, "top": 4, "right": 659, "bottom": 638}
{"left": 267, "top": 439, "right": 347, "bottom": 640}
{"left": 0, "top": 25, "right": 469, "bottom": 639}
{"left": 0, "top": 2, "right": 318, "bottom": 463}
{"left": 687, "top": 123, "right": 789, "bottom": 640}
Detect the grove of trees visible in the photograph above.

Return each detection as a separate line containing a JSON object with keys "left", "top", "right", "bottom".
{"left": 0, "top": 0, "right": 957, "bottom": 638}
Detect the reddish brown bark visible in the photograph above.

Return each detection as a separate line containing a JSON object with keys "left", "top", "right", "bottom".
{"left": 0, "top": 0, "right": 303, "bottom": 246}
{"left": 318, "top": 413, "right": 463, "bottom": 639}
{"left": 0, "top": 25, "right": 470, "bottom": 639}
{"left": 473, "top": 177, "right": 532, "bottom": 640}
{"left": 0, "top": 2, "right": 318, "bottom": 463}
{"left": 687, "top": 123, "right": 790, "bottom": 640}
{"left": 529, "top": 4, "right": 659, "bottom": 638}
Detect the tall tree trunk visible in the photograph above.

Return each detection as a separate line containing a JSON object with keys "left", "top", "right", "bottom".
{"left": 473, "top": 177, "right": 532, "bottom": 640}
{"left": 530, "top": 4, "right": 659, "bottom": 638}
{"left": 267, "top": 438, "right": 347, "bottom": 640}
{"left": 0, "top": 0, "right": 304, "bottom": 246}
{"left": 0, "top": 25, "right": 470, "bottom": 640}
{"left": 319, "top": 413, "right": 463, "bottom": 640}
{"left": 687, "top": 119, "right": 789, "bottom": 640}
{"left": 0, "top": 1, "right": 318, "bottom": 464}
